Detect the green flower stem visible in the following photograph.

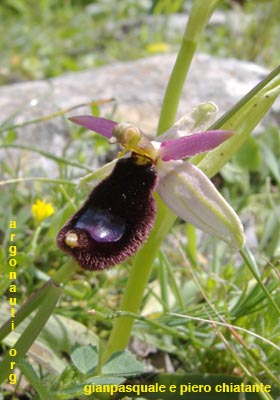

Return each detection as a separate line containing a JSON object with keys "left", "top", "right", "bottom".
{"left": 157, "top": 0, "right": 222, "bottom": 134}
{"left": 102, "top": 196, "right": 176, "bottom": 363}
{"left": 30, "top": 225, "right": 43, "bottom": 255}
{"left": 0, "top": 283, "right": 61, "bottom": 385}
{"left": 102, "top": 0, "right": 222, "bottom": 365}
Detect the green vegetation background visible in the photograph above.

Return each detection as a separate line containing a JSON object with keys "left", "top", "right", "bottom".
{"left": 0, "top": 0, "right": 280, "bottom": 399}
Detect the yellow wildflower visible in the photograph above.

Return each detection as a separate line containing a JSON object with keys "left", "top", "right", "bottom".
{"left": 32, "top": 199, "right": 54, "bottom": 225}
{"left": 146, "top": 42, "right": 169, "bottom": 54}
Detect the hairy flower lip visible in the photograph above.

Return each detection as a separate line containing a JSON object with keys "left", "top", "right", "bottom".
{"left": 57, "top": 156, "right": 158, "bottom": 270}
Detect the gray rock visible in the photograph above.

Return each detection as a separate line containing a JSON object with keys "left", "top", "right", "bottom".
{"left": 0, "top": 53, "right": 278, "bottom": 176}
{"left": 51, "top": 53, "right": 275, "bottom": 131}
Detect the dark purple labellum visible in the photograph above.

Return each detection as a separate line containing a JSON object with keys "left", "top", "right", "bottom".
{"left": 57, "top": 156, "right": 158, "bottom": 270}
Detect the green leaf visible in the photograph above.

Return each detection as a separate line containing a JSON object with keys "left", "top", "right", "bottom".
{"left": 260, "top": 142, "right": 280, "bottom": 182}
{"left": 0, "top": 302, "right": 99, "bottom": 375}
{"left": 194, "top": 67, "right": 280, "bottom": 178}
{"left": 102, "top": 351, "right": 145, "bottom": 377}
{"left": 259, "top": 211, "right": 280, "bottom": 254}
{"left": 234, "top": 136, "right": 261, "bottom": 171}
{"left": 71, "top": 345, "right": 99, "bottom": 375}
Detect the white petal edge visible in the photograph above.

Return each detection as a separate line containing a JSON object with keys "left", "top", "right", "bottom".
{"left": 157, "top": 102, "right": 219, "bottom": 141}
{"left": 157, "top": 159, "right": 245, "bottom": 249}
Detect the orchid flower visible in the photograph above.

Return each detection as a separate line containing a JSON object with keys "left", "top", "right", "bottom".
{"left": 57, "top": 108, "right": 245, "bottom": 271}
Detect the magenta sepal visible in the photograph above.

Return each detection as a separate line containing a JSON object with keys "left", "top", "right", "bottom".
{"left": 69, "top": 115, "right": 117, "bottom": 138}
{"left": 159, "top": 130, "right": 233, "bottom": 161}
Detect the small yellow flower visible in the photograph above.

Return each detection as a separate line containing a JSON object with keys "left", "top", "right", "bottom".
{"left": 32, "top": 199, "right": 54, "bottom": 225}
{"left": 146, "top": 42, "right": 169, "bottom": 54}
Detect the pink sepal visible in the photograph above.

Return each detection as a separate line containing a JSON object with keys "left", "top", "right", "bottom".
{"left": 69, "top": 115, "right": 117, "bottom": 138}
{"left": 159, "top": 130, "right": 233, "bottom": 161}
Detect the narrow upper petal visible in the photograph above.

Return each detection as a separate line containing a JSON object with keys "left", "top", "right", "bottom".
{"left": 159, "top": 130, "right": 233, "bottom": 161}
{"left": 69, "top": 115, "right": 117, "bottom": 138}
{"left": 157, "top": 159, "right": 245, "bottom": 249}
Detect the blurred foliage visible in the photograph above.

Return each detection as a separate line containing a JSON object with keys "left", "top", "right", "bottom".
{"left": 200, "top": 0, "right": 280, "bottom": 68}
{"left": 0, "top": 0, "right": 279, "bottom": 84}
